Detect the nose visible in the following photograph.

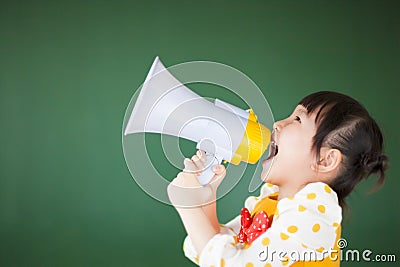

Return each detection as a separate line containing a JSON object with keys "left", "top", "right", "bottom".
{"left": 273, "top": 117, "right": 290, "bottom": 132}
{"left": 273, "top": 119, "right": 284, "bottom": 131}
{"left": 273, "top": 122, "right": 279, "bottom": 131}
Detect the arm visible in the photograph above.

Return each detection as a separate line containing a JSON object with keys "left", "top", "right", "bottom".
{"left": 168, "top": 150, "right": 227, "bottom": 255}
{"left": 200, "top": 191, "right": 219, "bottom": 232}
{"left": 187, "top": 150, "right": 226, "bottom": 233}
{"left": 176, "top": 207, "right": 218, "bottom": 255}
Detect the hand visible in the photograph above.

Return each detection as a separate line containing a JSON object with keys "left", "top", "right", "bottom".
{"left": 184, "top": 150, "right": 226, "bottom": 192}
{"left": 167, "top": 150, "right": 226, "bottom": 208}
{"left": 170, "top": 150, "right": 227, "bottom": 189}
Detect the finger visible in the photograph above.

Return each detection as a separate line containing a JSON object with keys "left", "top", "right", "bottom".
{"left": 196, "top": 150, "right": 206, "bottom": 163}
{"left": 209, "top": 165, "right": 227, "bottom": 186}
{"left": 191, "top": 154, "right": 205, "bottom": 172}
{"left": 212, "top": 164, "right": 226, "bottom": 174}
{"left": 184, "top": 158, "right": 197, "bottom": 173}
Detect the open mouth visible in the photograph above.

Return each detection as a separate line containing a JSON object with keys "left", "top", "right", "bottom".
{"left": 265, "top": 131, "right": 279, "bottom": 161}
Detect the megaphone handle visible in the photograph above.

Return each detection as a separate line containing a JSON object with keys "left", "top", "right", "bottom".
{"left": 197, "top": 154, "right": 224, "bottom": 186}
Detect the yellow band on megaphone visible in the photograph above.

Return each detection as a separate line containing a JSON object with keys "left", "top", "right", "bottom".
{"left": 230, "top": 109, "right": 271, "bottom": 165}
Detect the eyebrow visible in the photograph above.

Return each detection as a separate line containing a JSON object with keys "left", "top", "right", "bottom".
{"left": 296, "top": 107, "right": 309, "bottom": 117}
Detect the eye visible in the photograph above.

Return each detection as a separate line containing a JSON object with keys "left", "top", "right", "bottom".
{"left": 294, "top": 116, "right": 301, "bottom": 123}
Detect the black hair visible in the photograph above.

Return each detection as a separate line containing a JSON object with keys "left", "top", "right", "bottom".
{"left": 299, "top": 91, "right": 388, "bottom": 208}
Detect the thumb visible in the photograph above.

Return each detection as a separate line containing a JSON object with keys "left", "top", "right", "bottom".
{"left": 209, "top": 165, "right": 226, "bottom": 185}
{"left": 212, "top": 164, "right": 225, "bottom": 175}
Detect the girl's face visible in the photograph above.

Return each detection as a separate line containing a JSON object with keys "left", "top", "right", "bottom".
{"left": 261, "top": 105, "right": 319, "bottom": 186}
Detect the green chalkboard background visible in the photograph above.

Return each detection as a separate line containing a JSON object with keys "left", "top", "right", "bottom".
{"left": 1, "top": 0, "right": 398, "bottom": 266}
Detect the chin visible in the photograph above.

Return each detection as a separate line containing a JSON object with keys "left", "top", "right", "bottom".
{"left": 261, "top": 167, "right": 271, "bottom": 182}
{"left": 261, "top": 171, "right": 274, "bottom": 184}
{"left": 261, "top": 175, "right": 268, "bottom": 183}
{"left": 264, "top": 175, "right": 274, "bottom": 184}
{"left": 262, "top": 169, "right": 283, "bottom": 186}
{"left": 261, "top": 159, "right": 276, "bottom": 182}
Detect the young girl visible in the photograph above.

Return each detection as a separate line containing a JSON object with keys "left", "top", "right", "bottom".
{"left": 167, "top": 91, "right": 388, "bottom": 266}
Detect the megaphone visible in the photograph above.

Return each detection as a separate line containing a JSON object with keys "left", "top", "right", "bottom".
{"left": 124, "top": 57, "right": 272, "bottom": 185}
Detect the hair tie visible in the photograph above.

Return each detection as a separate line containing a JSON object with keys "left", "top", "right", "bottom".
{"left": 361, "top": 153, "right": 387, "bottom": 174}
{"left": 376, "top": 154, "right": 388, "bottom": 170}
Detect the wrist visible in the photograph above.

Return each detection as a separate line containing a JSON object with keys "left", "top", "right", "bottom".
{"left": 168, "top": 183, "right": 214, "bottom": 208}
{"left": 176, "top": 206, "right": 204, "bottom": 217}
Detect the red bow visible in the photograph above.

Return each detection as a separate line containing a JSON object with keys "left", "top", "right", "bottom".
{"left": 237, "top": 208, "right": 271, "bottom": 245}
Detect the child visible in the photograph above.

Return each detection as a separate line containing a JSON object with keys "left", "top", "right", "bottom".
{"left": 167, "top": 91, "right": 388, "bottom": 266}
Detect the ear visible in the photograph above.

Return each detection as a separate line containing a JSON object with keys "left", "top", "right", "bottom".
{"left": 311, "top": 147, "right": 342, "bottom": 175}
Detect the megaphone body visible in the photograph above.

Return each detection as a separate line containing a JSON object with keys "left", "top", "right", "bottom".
{"left": 124, "top": 57, "right": 271, "bottom": 185}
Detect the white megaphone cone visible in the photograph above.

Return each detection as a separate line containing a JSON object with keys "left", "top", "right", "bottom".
{"left": 124, "top": 57, "right": 271, "bottom": 185}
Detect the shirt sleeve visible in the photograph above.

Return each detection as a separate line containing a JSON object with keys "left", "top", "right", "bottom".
{"left": 196, "top": 182, "right": 342, "bottom": 267}
{"left": 183, "top": 215, "right": 240, "bottom": 265}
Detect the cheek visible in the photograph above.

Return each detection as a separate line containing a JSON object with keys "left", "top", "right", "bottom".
{"left": 265, "top": 131, "right": 315, "bottom": 181}
{"left": 280, "top": 134, "right": 313, "bottom": 160}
